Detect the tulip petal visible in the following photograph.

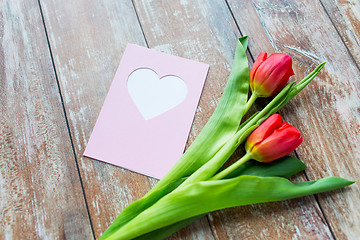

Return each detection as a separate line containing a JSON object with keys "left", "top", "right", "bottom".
{"left": 245, "top": 114, "right": 283, "bottom": 152}
{"left": 253, "top": 58, "right": 275, "bottom": 86}
{"left": 251, "top": 53, "right": 295, "bottom": 97}
{"left": 250, "top": 52, "right": 267, "bottom": 81}
{"left": 250, "top": 52, "right": 267, "bottom": 93}
{"left": 264, "top": 54, "right": 294, "bottom": 94}
{"left": 252, "top": 123, "right": 303, "bottom": 162}
{"left": 253, "top": 53, "right": 285, "bottom": 82}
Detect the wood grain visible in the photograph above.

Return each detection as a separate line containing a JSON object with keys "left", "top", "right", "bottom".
{"left": 227, "top": 0, "right": 360, "bottom": 239}
{"left": 2, "top": 0, "right": 359, "bottom": 239}
{"left": 0, "top": 0, "right": 93, "bottom": 239}
{"left": 37, "top": 0, "right": 158, "bottom": 238}
{"left": 320, "top": 0, "right": 360, "bottom": 67}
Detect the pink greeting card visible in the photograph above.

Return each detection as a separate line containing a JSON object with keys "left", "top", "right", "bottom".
{"left": 84, "top": 44, "right": 209, "bottom": 179}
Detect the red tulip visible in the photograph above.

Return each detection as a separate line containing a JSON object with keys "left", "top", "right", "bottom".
{"left": 249, "top": 52, "right": 294, "bottom": 97}
{"left": 245, "top": 114, "right": 303, "bottom": 163}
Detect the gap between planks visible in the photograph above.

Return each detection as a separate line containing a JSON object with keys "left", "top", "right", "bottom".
{"left": 223, "top": 0, "right": 337, "bottom": 239}
{"left": 318, "top": 0, "right": 360, "bottom": 73}
{"left": 36, "top": 0, "right": 96, "bottom": 238}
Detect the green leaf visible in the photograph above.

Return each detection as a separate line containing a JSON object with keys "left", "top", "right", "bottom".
{"left": 133, "top": 215, "right": 204, "bottom": 240}
{"left": 99, "top": 178, "right": 187, "bottom": 239}
{"left": 100, "top": 37, "right": 250, "bottom": 239}
{"left": 132, "top": 156, "right": 307, "bottom": 240}
{"left": 274, "top": 62, "right": 326, "bottom": 112}
{"left": 225, "top": 155, "right": 307, "bottom": 179}
{"left": 153, "top": 36, "right": 250, "bottom": 189}
{"left": 111, "top": 176, "right": 353, "bottom": 240}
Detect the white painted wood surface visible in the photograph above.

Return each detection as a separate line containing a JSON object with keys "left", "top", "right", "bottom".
{"left": 0, "top": 0, "right": 93, "bottom": 238}
{"left": 1, "top": 0, "right": 359, "bottom": 239}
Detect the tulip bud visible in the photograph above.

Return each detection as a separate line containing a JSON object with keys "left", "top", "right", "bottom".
{"left": 250, "top": 52, "right": 295, "bottom": 97}
{"left": 245, "top": 114, "right": 303, "bottom": 163}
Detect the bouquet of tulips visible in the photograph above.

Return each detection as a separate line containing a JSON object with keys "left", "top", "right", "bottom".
{"left": 100, "top": 36, "right": 354, "bottom": 240}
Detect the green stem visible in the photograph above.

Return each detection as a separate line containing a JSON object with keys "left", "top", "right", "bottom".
{"left": 244, "top": 92, "right": 258, "bottom": 115}
{"left": 211, "top": 152, "right": 252, "bottom": 180}
{"left": 177, "top": 129, "right": 243, "bottom": 188}
{"left": 175, "top": 82, "right": 295, "bottom": 189}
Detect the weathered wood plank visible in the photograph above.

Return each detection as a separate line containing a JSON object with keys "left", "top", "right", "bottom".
{"left": 0, "top": 0, "right": 93, "bottom": 239}
{"left": 227, "top": 0, "right": 360, "bottom": 239}
{"left": 39, "top": 0, "right": 215, "bottom": 238}
{"left": 320, "top": 0, "right": 360, "bottom": 67}
{"left": 37, "top": 0, "right": 158, "bottom": 238}
{"left": 133, "top": 0, "right": 335, "bottom": 239}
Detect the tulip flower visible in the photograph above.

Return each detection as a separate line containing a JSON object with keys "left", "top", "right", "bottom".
{"left": 245, "top": 114, "right": 303, "bottom": 163}
{"left": 244, "top": 52, "right": 295, "bottom": 114}
{"left": 250, "top": 52, "right": 294, "bottom": 97}
{"left": 212, "top": 114, "right": 302, "bottom": 180}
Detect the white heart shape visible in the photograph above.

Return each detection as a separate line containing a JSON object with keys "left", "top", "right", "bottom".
{"left": 127, "top": 68, "right": 188, "bottom": 120}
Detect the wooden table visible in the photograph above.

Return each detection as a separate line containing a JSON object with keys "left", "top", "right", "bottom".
{"left": 1, "top": 0, "right": 359, "bottom": 239}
